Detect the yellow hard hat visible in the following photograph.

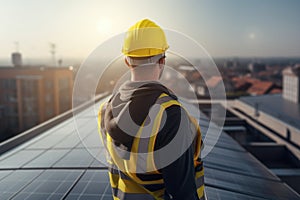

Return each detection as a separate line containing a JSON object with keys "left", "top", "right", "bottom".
{"left": 122, "top": 19, "right": 169, "bottom": 57}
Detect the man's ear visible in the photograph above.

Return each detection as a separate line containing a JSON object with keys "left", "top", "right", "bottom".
{"left": 158, "top": 57, "right": 165, "bottom": 69}
{"left": 158, "top": 57, "right": 165, "bottom": 65}
{"left": 125, "top": 57, "right": 131, "bottom": 67}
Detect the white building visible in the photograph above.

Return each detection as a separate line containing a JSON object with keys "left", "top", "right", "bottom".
{"left": 283, "top": 66, "right": 300, "bottom": 103}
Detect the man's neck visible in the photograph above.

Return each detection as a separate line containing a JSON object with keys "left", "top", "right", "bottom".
{"left": 131, "top": 76, "right": 158, "bottom": 82}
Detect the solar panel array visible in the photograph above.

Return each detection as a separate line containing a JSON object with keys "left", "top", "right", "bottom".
{"left": 0, "top": 97, "right": 299, "bottom": 200}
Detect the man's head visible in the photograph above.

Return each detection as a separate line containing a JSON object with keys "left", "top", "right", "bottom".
{"left": 122, "top": 19, "right": 168, "bottom": 81}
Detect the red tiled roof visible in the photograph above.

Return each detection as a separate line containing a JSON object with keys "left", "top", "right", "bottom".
{"left": 247, "top": 81, "right": 274, "bottom": 95}
{"left": 232, "top": 77, "right": 259, "bottom": 90}
{"left": 234, "top": 80, "right": 245, "bottom": 88}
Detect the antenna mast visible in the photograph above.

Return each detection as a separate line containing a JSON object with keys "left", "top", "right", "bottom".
{"left": 50, "top": 43, "right": 56, "bottom": 66}
{"left": 14, "top": 41, "right": 19, "bottom": 52}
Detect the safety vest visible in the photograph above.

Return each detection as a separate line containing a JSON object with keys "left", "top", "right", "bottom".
{"left": 98, "top": 93, "right": 205, "bottom": 200}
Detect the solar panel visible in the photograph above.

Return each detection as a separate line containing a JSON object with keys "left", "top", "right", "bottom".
{"left": 65, "top": 170, "right": 112, "bottom": 200}
{"left": 0, "top": 170, "right": 13, "bottom": 181}
{"left": 25, "top": 134, "right": 70, "bottom": 149}
{"left": 205, "top": 168, "right": 297, "bottom": 200}
{"left": 205, "top": 186, "right": 269, "bottom": 200}
{"left": 0, "top": 170, "right": 43, "bottom": 199}
{"left": 11, "top": 170, "right": 83, "bottom": 200}
{"left": 53, "top": 134, "right": 82, "bottom": 149}
{"left": 76, "top": 131, "right": 102, "bottom": 148}
{"left": 204, "top": 146, "right": 279, "bottom": 180}
{"left": 204, "top": 160, "right": 278, "bottom": 181}
{"left": 0, "top": 149, "right": 44, "bottom": 169}
{"left": 204, "top": 138, "right": 246, "bottom": 152}
{"left": 23, "top": 149, "right": 70, "bottom": 168}
{"left": 89, "top": 148, "right": 109, "bottom": 168}
{"left": 53, "top": 148, "right": 99, "bottom": 168}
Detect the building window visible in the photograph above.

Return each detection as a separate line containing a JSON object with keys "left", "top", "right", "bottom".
{"left": 59, "top": 78, "right": 70, "bottom": 113}
{"left": 59, "top": 78, "right": 69, "bottom": 90}
{"left": 1, "top": 79, "right": 16, "bottom": 90}
{"left": 45, "top": 80, "right": 53, "bottom": 89}
{"left": 45, "top": 94, "right": 53, "bottom": 103}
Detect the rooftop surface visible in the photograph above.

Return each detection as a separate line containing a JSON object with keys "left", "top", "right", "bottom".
{"left": 0, "top": 97, "right": 299, "bottom": 200}
{"left": 239, "top": 94, "right": 300, "bottom": 130}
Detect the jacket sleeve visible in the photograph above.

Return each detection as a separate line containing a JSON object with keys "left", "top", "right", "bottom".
{"left": 154, "top": 105, "right": 200, "bottom": 200}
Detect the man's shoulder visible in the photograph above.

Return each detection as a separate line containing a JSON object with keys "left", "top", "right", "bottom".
{"left": 155, "top": 92, "right": 179, "bottom": 107}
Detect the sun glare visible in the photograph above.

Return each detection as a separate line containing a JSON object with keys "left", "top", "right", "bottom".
{"left": 249, "top": 33, "right": 256, "bottom": 40}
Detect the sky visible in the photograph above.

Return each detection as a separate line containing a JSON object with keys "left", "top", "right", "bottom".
{"left": 1, "top": 0, "right": 300, "bottom": 63}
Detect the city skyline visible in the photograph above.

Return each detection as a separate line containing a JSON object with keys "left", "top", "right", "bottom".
{"left": 1, "top": 0, "right": 300, "bottom": 62}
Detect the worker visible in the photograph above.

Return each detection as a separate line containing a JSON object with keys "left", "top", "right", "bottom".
{"left": 98, "top": 19, "right": 205, "bottom": 200}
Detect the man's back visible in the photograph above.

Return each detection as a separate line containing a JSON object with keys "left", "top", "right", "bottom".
{"left": 98, "top": 81, "right": 204, "bottom": 200}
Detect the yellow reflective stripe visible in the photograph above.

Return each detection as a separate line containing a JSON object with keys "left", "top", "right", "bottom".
{"left": 161, "top": 99, "right": 181, "bottom": 108}
{"left": 113, "top": 195, "right": 120, "bottom": 200}
{"left": 118, "top": 178, "right": 149, "bottom": 194}
{"left": 147, "top": 104, "right": 165, "bottom": 173}
{"left": 190, "top": 116, "right": 202, "bottom": 159}
{"left": 97, "top": 102, "right": 106, "bottom": 145}
{"left": 146, "top": 95, "right": 182, "bottom": 173}
{"left": 107, "top": 133, "right": 137, "bottom": 173}
{"left": 128, "top": 120, "right": 146, "bottom": 182}
{"left": 147, "top": 95, "right": 181, "bottom": 173}
{"left": 158, "top": 93, "right": 168, "bottom": 98}
{"left": 123, "top": 175, "right": 163, "bottom": 185}
{"left": 110, "top": 172, "right": 175, "bottom": 200}
{"left": 196, "top": 168, "right": 204, "bottom": 179}
{"left": 151, "top": 189, "right": 165, "bottom": 200}
{"left": 98, "top": 102, "right": 117, "bottom": 166}
{"left": 180, "top": 105, "right": 202, "bottom": 164}
{"left": 98, "top": 102, "right": 121, "bottom": 167}
{"left": 109, "top": 173, "right": 120, "bottom": 188}
{"left": 106, "top": 134, "right": 126, "bottom": 172}
{"left": 118, "top": 178, "right": 165, "bottom": 200}
{"left": 197, "top": 185, "right": 205, "bottom": 199}
{"left": 97, "top": 102, "right": 105, "bottom": 129}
